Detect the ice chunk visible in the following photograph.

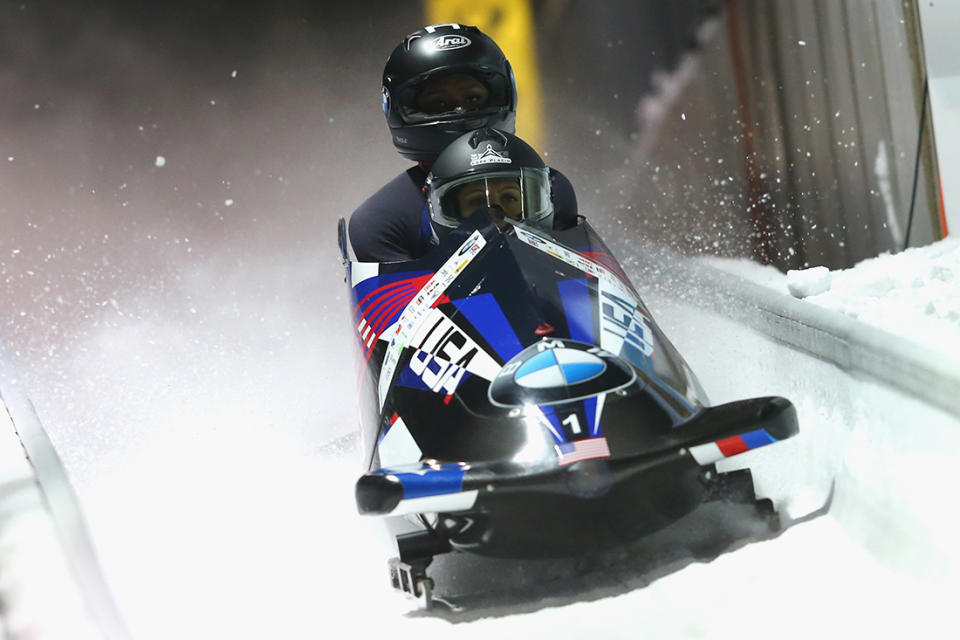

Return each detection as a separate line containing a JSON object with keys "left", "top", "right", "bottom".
{"left": 786, "top": 266, "right": 832, "bottom": 298}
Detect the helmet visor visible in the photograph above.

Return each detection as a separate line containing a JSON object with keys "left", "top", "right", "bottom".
{"left": 429, "top": 168, "right": 552, "bottom": 228}
{"left": 396, "top": 70, "right": 511, "bottom": 125}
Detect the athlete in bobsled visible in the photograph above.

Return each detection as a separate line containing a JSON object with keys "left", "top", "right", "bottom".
{"left": 337, "top": 128, "right": 800, "bottom": 608}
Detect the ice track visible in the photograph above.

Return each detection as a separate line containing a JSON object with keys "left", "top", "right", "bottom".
{"left": 4, "top": 242, "right": 958, "bottom": 639}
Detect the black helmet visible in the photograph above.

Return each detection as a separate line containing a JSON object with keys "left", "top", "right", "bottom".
{"left": 382, "top": 24, "right": 517, "bottom": 163}
{"left": 426, "top": 128, "right": 553, "bottom": 229}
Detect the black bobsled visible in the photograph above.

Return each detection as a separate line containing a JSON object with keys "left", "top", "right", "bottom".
{"left": 338, "top": 211, "right": 798, "bottom": 606}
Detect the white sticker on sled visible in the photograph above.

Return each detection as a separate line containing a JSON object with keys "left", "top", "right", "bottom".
{"left": 378, "top": 231, "right": 486, "bottom": 408}
{"left": 598, "top": 278, "right": 653, "bottom": 358}
{"left": 688, "top": 442, "right": 724, "bottom": 465}
{"left": 514, "top": 226, "right": 627, "bottom": 289}
{"left": 387, "top": 491, "right": 479, "bottom": 516}
{"left": 378, "top": 415, "right": 422, "bottom": 468}
{"left": 408, "top": 309, "right": 502, "bottom": 394}
{"left": 349, "top": 261, "right": 380, "bottom": 288}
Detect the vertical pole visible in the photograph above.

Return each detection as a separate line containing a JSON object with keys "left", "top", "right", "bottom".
{"left": 725, "top": 0, "right": 774, "bottom": 264}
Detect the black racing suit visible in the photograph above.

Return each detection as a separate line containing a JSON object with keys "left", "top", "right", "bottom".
{"left": 348, "top": 166, "right": 578, "bottom": 263}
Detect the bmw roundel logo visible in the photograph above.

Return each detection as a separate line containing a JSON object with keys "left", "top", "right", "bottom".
{"left": 514, "top": 348, "right": 606, "bottom": 388}
{"left": 489, "top": 339, "right": 636, "bottom": 408}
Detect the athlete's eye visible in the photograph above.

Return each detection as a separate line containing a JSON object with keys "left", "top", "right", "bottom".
{"left": 460, "top": 193, "right": 488, "bottom": 216}
{"left": 464, "top": 92, "right": 487, "bottom": 108}
{"left": 499, "top": 189, "right": 522, "bottom": 205}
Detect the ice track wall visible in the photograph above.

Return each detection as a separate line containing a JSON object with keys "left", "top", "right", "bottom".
{"left": 0, "top": 347, "right": 128, "bottom": 640}
{"left": 684, "top": 260, "right": 960, "bottom": 420}
{"left": 635, "top": 250, "right": 960, "bottom": 582}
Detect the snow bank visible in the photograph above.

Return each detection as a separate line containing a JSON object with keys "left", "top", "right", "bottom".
{"left": 704, "top": 237, "right": 960, "bottom": 352}
{"left": 786, "top": 266, "right": 831, "bottom": 298}
{"left": 803, "top": 238, "right": 960, "bottom": 351}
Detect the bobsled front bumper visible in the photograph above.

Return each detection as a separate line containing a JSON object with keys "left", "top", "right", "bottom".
{"left": 355, "top": 396, "right": 798, "bottom": 557}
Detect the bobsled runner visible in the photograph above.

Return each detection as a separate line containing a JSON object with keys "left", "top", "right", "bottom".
{"left": 338, "top": 211, "right": 798, "bottom": 607}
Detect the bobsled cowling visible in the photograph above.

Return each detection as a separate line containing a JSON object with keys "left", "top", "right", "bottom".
{"left": 341, "top": 211, "right": 798, "bottom": 558}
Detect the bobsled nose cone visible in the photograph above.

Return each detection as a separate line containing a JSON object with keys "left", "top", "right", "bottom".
{"left": 356, "top": 474, "right": 403, "bottom": 515}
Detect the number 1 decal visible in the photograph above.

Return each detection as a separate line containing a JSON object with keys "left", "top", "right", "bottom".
{"left": 562, "top": 413, "right": 582, "bottom": 434}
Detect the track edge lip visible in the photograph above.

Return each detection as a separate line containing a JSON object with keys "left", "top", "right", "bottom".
{"left": 0, "top": 344, "right": 132, "bottom": 640}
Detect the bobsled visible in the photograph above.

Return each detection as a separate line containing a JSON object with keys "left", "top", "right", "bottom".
{"left": 337, "top": 211, "right": 798, "bottom": 607}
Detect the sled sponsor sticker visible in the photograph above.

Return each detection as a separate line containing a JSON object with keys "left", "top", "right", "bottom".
{"left": 514, "top": 226, "right": 631, "bottom": 291}
{"left": 406, "top": 309, "right": 501, "bottom": 396}
{"left": 378, "top": 231, "right": 487, "bottom": 408}
{"left": 598, "top": 279, "right": 654, "bottom": 360}
{"left": 488, "top": 338, "right": 635, "bottom": 408}
{"left": 513, "top": 347, "right": 606, "bottom": 389}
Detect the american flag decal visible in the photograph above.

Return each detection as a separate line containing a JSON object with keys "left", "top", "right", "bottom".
{"left": 556, "top": 436, "right": 610, "bottom": 466}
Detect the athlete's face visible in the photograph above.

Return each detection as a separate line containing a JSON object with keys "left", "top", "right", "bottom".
{"left": 417, "top": 74, "right": 490, "bottom": 115}
{"left": 456, "top": 178, "right": 524, "bottom": 224}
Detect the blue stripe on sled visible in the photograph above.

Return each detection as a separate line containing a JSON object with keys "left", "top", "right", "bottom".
{"left": 452, "top": 294, "right": 524, "bottom": 361}
{"left": 741, "top": 429, "right": 778, "bottom": 449}
{"left": 557, "top": 278, "right": 594, "bottom": 344}
{"left": 538, "top": 405, "right": 567, "bottom": 445}
{"left": 584, "top": 395, "right": 600, "bottom": 436}
{"left": 394, "top": 466, "right": 466, "bottom": 499}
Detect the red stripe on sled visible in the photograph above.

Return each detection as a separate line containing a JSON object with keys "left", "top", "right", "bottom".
{"left": 716, "top": 435, "right": 749, "bottom": 457}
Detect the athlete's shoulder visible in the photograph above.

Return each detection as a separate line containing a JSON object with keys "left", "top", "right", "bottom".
{"left": 349, "top": 167, "right": 429, "bottom": 262}
{"left": 548, "top": 167, "right": 579, "bottom": 229}
{"left": 352, "top": 167, "right": 427, "bottom": 220}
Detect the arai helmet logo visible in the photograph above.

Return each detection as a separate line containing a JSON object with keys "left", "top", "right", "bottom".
{"left": 381, "top": 86, "right": 390, "bottom": 116}
{"left": 488, "top": 339, "right": 636, "bottom": 408}
{"left": 431, "top": 35, "right": 472, "bottom": 51}
{"left": 470, "top": 144, "right": 513, "bottom": 166}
